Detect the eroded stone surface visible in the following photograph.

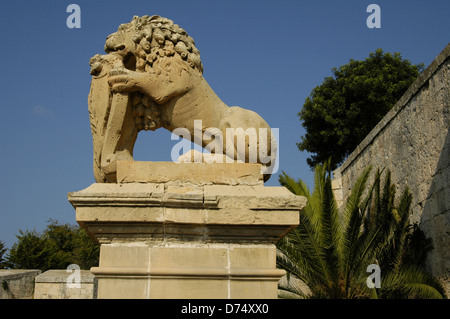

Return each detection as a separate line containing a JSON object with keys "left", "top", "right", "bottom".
{"left": 34, "top": 270, "right": 97, "bottom": 299}
{"left": 116, "top": 161, "right": 263, "bottom": 185}
{"left": 68, "top": 176, "right": 305, "bottom": 245}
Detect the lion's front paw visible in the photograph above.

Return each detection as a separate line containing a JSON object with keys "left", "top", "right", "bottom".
{"left": 107, "top": 68, "right": 142, "bottom": 93}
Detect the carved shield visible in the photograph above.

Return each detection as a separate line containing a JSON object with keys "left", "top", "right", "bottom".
{"left": 88, "top": 54, "right": 138, "bottom": 182}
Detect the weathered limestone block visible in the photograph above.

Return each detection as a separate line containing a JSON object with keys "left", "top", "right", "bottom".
{"left": 0, "top": 270, "right": 41, "bottom": 299}
{"left": 117, "top": 161, "right": 264, "bottom": 185}
{"left": 68, "top": 162, "right": 305, "bottom": 299}
{"left": 34, "top": 270, "right": 97, "bottom": 299}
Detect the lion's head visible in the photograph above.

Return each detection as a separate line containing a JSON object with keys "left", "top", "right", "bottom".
{"left": 103, "top": 15, "right": 203, "bottom": 75}
{"left": 89, "top": 15, "right": 204, "bottom": 133}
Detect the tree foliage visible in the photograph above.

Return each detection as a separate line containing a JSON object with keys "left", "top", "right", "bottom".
{"left": 298, "top": 49, "right": 423, "bottom": 169}
{"left": 0, "top": 240, "right": 8, "bottom": 269}
{"left": 277, "top": 163, "right": 446, "bottom": 299}
{"left": 5, "top": 220, "right": 99, "bottom": 271}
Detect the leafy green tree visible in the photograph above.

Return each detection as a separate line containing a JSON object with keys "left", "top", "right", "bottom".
{"left": 6, "top": 220, "right": 99, "bottom": 271}
{"left": 298, "top": 49, "right": 423, "bottom": 169}
{"left": 5, "top": 230, "right": 47, "bottom": 270}
{"left": 277, "top": 163, "right": 446, "bottom": 299}
{"left": 72, "top": 226, "right": 101, "bottom": 270}
{"left": 0, "top": 240, "right": 8, "bottom": 269}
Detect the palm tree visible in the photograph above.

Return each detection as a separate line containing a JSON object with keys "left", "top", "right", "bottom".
{"left": 277, "top": 162, "right": 446, "bottom": 299}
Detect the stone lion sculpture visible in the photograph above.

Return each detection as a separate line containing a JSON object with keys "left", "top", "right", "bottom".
{"left": 88, "top": 15, "right": 276, "bottom": 183}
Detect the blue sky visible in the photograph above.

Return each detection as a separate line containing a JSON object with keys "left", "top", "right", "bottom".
{"left": 0, "top": 0, "right": 448, "bottom": 250}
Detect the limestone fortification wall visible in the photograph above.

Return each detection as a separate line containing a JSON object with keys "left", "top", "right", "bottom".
{"left": 0, "top": 270, "right": 41, "bottom": 299}
{"left": 333, "top": 43, "right": 449, "bottom": 293}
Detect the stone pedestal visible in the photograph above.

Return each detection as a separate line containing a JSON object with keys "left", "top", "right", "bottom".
{"left": 68, "top": 161, "right": 305, "bottom": 299}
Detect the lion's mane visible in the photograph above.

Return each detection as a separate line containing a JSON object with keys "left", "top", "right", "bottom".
{"left": 105, "top": 15, "right": 203, "bottom": 74}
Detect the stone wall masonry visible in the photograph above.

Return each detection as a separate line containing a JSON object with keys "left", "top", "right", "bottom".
{"left": 332, "top": 43, "right": 449, "bottom": 295}
{"left": 0, "top": 269, "right": 41, "bottom": 299}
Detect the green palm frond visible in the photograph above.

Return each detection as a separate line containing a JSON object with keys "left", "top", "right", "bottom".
{"left": 340, "top": 165, "right": 372, "bottom": 294}
{"left": 385, "top": 188, "right": 413, "bottom": 271}
{"left": 279, "top": 171, "right": 310, "bottom": 197}
{"left": 379, "top": 265, "right": 446, "bottom": 299}
{"left": 277, "top": 206, "right": 333, "bottom": 295}
{"left": 355, "top": 170, "right": 398, "bottom": 272}
{"left": 278, "top": 285, "right": 307, "bottom": 299}
{"left": 277, "top": 163, "right": 444, "bottom": 299}
{"left": 320, "top": 174, "right": 342, "bottom": 296}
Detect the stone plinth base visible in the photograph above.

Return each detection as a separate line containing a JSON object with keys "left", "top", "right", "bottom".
{"left": 68, "top": 162, "right": 305, "bottom": 299}
{"left": 92, "top": 243, "right": 282, "bottom": 299}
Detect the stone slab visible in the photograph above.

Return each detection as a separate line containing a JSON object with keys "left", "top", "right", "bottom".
{"left": 34, "top": 270, "right": 97, "bottom": 299}
{"left": 68, "top": 182, "right": 305, "bottom": 244}
{"left": 34, "top": 269, "right": 96, "bottom": 283}
{"left": 0, "top": 269, "right": 41, "bottom": 280}
{"left": 116, "top": 161, "right": 264, "bottom": 185}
